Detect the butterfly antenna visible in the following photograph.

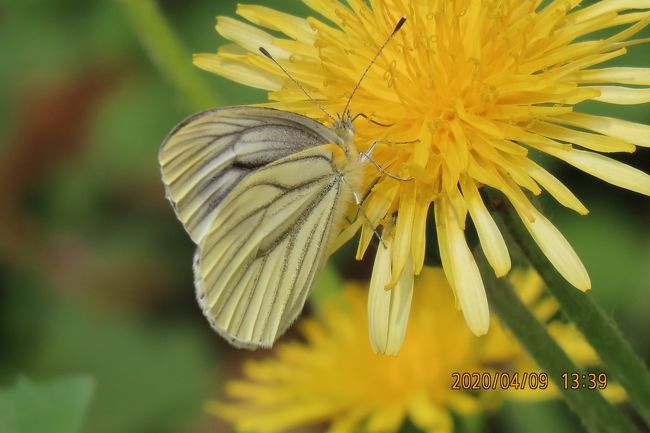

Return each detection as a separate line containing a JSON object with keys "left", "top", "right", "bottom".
{"left": 259, "top": 47, "right": 337, "bottom": 124}
{"left": 342, "top": 16, "right": 406, "bottom": 117}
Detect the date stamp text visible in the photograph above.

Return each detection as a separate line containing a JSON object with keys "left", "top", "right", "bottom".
{"left": 451, "top": 372, "right": 549, "bottom": 390}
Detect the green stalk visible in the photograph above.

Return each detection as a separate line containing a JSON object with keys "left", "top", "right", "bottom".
{"left": 117, "top": 0, "right": 218, "bottom": 111}
{"left": 491, "top": 193, "right": 650, "bottom": 427}
{"left": 477, "top": 251, "right": 638, "bottom": 433}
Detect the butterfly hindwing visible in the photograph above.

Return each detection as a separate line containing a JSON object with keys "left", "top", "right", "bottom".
{"left": 194, "top": 146, "right": 351, "bottom": 348}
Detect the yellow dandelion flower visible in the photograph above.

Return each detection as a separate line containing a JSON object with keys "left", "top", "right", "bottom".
{"left": 210, "top": 267, "right": 612, "bottom": 433}
{"left": 195, "top": 1, "right": 650, "bottom": 339}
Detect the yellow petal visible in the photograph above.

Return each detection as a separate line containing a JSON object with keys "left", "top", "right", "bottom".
{"left": 407, "top": 392, "right": 453, "bottom": 433}
{"left": 368, "top": 225, "right": 414, "bottom": 356}
{"left": 448, "top": 186, "right": 469, "bottom": 229}
{"left": 440, "top": 198, "right": 490, "bottom": 336}
{"left": 589, "top": 85, "right": 650, "bottom": 104}
{"left": 529, "top": 121, "right": 635, "bottom": 153}
{"left": 434, "top": 201, "right": 456, "bottom": 301}
{"left": 389, "top": 182, "right": 416, "bottom": 288}
{"left": 521, "top": 159, "right": 589, "bottom": 215}
{"left": 193, "top": 53, "right": 283, "bottom": 90}
{"left": 551, "top": 48, "right": 627, "bottom": 80}
{"left": 490, "top": 169, "right": 537, "bottom": 223}
{"left": 356, "top": 181, "right": 399, "bottom": 259}
{"left": 574, "top": 67, "right": 650, "bottom": 85}
{"left": 543, "top": 147, "right": 650, "bottom": 196}
{"left": 461, "top": 177, "right": 511, "bottom": 277}
{"left": 550, "top": 112, "right": 650, "bottom": 148}
{"left": 302, "top": 0, "right": 346, "bottom": 28}
{"left": 326, "top": 408, "right": 368, "bottom": 433}
{"left": 520, "top": 41, "right": 607, "bottom": 75}
{"left": 411, "top": 191, "right": 431, "bottom": 275}
{"left": 272, "top": 39, "right": 320, "bottom": 59}
{"left": 567, "top": 0, "right": 650, "bottom": 24}
{"left": 216, "top": 16, "right": 290, "bottom": 59}
{"left": 365, "top": 405, "right": 405, "bottom": 433}
{"left": 368, "top": 241, "right": 391, "bottom": 349}
{"left": 236, "top": 4, "right": 316, "bottom": 43}
{"left": 457, "top": 105, "right": 505, "bottom": 139}
{"left": 513, "top": 204, "right": 591, "bottom": 292}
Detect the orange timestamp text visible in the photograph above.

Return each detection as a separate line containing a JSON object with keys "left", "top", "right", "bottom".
{"left": 561, "top": 372, "right": 608, "bottom": 390}
{"left": 451, "top": 372, "right": 549, "bottom": 390}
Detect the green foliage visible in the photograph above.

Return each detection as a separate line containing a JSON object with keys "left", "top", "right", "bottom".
{"left": 502, "top": 401, "right": 580, "bottom": 433}
{"left": 31, "top": 300, "right": 213, "bottom": 433}
{"left": 0, "top": 376, "right": 93, "bottom": 433}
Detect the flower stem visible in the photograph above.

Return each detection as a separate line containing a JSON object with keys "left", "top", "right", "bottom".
{"left": 117, "top": 0, "right": 218, "bottom": 111}
{"left": 491, "top": 193, "right": 650, "bottom": 428}
{"left": 476, "top": 251, "right": 639, "bottom": 433}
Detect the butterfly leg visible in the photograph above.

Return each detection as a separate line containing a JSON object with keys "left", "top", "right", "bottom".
{"left": 351, "top": 112, "right": 393, "bottom": 127}
{"left": 360, "top": 139, "right": 418, "bottom": 181}
{"left": 348, "top": 188, "right": 386, "bottom": 249}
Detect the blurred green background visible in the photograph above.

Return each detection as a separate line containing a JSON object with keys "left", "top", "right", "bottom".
{"left": 0, "top": 0, "right": 648, "bottom": 432}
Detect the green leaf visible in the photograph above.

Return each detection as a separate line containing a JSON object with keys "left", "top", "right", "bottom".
{"left": 0, "top": 375, "right": 94, "bottom": 433}
{"left": 31, "top": 300, "right": 213, "bottom": 433}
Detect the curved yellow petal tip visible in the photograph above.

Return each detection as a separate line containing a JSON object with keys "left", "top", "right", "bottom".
{"left": 467, "top": 314, "right": 490, "bottom": 337}
{"left": 458, "top": 277, "right": 490, "bottom": 337}
{"left": 494, "top": 267, "right": 509, "bottom": 279}
{"left": 576, "top": 275, "right": 592, "bottom": 292}
{"left": 513, "top": 204, "right": 592, "bottom": 294}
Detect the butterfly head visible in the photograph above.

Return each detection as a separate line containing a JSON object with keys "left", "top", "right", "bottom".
{"left": 332, "top": 110, "right": 356, "bottom": 148}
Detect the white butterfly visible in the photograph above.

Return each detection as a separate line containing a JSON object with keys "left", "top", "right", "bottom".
{"left": 159, "top": 18, "right": 406, "bottom": 349}
{"left": 160, "top": 107, "right": 360, "bottom": 348}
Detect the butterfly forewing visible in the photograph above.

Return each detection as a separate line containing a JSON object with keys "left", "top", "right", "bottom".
{"left": 159, "top": 106, "right": 341, "bottom": 243}
{"left": 194, "top": 146, "right": 351, "bottom": 348}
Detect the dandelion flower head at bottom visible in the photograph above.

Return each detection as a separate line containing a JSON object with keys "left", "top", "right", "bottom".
{"left": 211, "top": 267, "right": 608, "bottom": 433}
